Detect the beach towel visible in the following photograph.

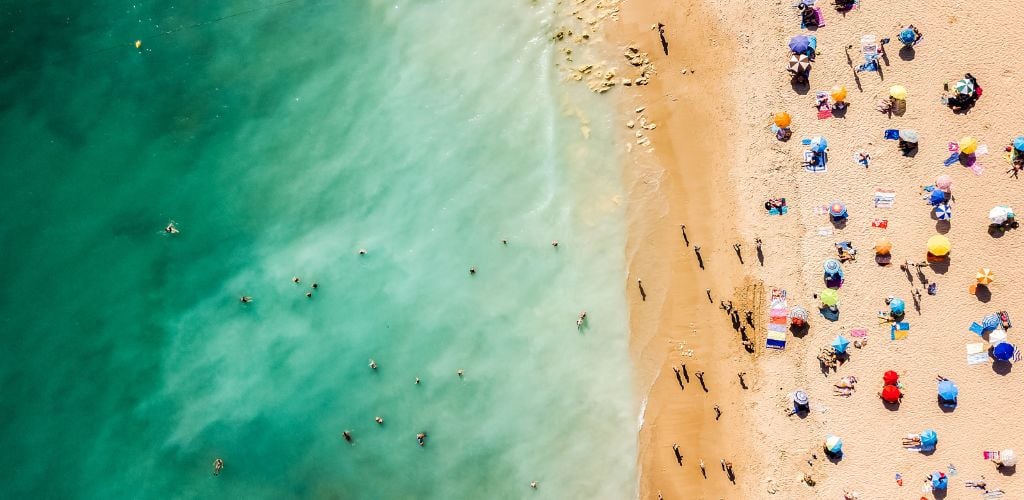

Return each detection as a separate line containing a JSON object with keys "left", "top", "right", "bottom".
{"left": 871, "top": 219, "right": 888, "bottom": 229}
{"left": 966, "top": 342, "right": 988, "bottom": 365}
{"left": 803, "top": 150, "right": 828, "bottom": 172}
{"left": 766, "top": 288, "right": 789, "bottom": 350}
{"left": 969, "top": 322, "right": 985, "bottom": 335}
{"left": 768, "top": 206, "right": 789, "bottom": 215}
{"left": 943, "top": 152, "right": 960, "bottom": 166}
{"left": 849, "top": 327, "right": 868, "bottom": 338}
{"left": 884, "top": 129, "right": 900, "bottom": 140}
{"left": 815, "top": 91, "right": 832, "bottom": 119}
{"left": 817, "top": 227, "right": 834, "bottom": 236}
{"left": 874, "top": 189, "right": 895, "bottom": 208}
{"left": 890, "top": 322, "right": 909, "bottom": 340}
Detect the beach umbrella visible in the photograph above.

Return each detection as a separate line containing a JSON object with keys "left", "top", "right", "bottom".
{"left": 828, "top": 201, "right": 846, "bottom": 218}
{"left": 773, "top": 112, "right": 791, "bottom": 128}
{"left": 788, "top": 54, "right": 811, "bottom": 72}
{"left": 990, "top": 328, "right": 1008, "bottom": 345}
{"left": 929, "top": 189, "right": 947, "bottom": 206}
{"left": 935, "top": 203, "right": 952, "bottom": 221}
{"left": 830, "top": 85, "right": 847, "bottom": 102}
{"left": 889, "top": 85, "right": 908, "bottom": 100}
{"left": 793, "top": 389, "right": 809, "bottom": 406}
{"left": 931, "top": 472, "right": 948, "bottom": 490}
{"left": 789, "top": 35, "right": 811, "bottom": 54}
{"left": 889, "top": 298, "right": 906, "bottom": 316}
{"left": 977, "top": 268, "right": 994, "bottom": 285}
{"left": 832, "top": 335, "right": 850, "bottom": 354}
{"left": 810, "top": 136, "right": 828, "bottom": 153}
{"left": 954, "top": 78, "right": 975, "bottom": 95}
{"left": 790, "top": 306, "right": 809, "bottom": 322}
{"left": 1000, "top": 449, "right": 1018, "bottom": 467}
{"left": 935, "top": 174, "right": 953, "bottom": 191}
{"left": 920, "top": 429, "right": 938, "bottom": 449}
{"left": 820, "top": 289, "right": 839, "bottom": 307}
{"left": 927, "top": 234, "right": 951, "bottom": 256}
{"left": 824, "top": 435, "right": 843, "bottom": 454}
{"left": 898, "top": 129, "right": 919, "bottom": 143}
{"left": 883, "top": 370, "right": 899, "bottom": 385}
{"left": 898, "top": 27, "right": 917, "bottom": 45}
{"left": 874, "top": 238, "right": 892, "bottom": 255}
{"left": 983, "top": 313, "right": 1001, "bottom": 331}
{"left": 823, "top": 258, "right": 843, "bottom": 276}
{"left": 881, "top": 385, "right": 902, "bottom": 403}
{"left": 993, "top": 342, "right": 1015, "bottom": 361}
{"left": 937, "top": 380, "right": 958, "bottom": 401}
{"left": 989, "top": 206, "right": 1012, "bottom": 224}
{"left": 959, "top": 136, "right": 978, "bottom": 155}
{"left": 1013, "top": 136, "right": 1024, "bottom": 152}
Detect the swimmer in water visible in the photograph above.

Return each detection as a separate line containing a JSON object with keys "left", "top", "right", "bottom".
{"left": 240, "top": 296, "right": 252, "bottom": 303}
{"left": 213, "top": 458, "right": 224, "bottom": 475}
{"left": 165, "top": 222, "right": 179, "bottom": 234}
{"left": 343, "top": 430, "right": 352, "bottom": 442}
{"left": 369, "top": 359, "right": 377, "bottom": 370}
{"left": 292, "top": 276, "right": 300, "bottom": 284}
{"left": 375, "top": 416, "right": 383, "bottom": 424}
{"left": 416, "top": 432, "right": 427, "bottom": 446}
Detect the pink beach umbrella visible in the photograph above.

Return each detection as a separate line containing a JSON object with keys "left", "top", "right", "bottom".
{"left": 935, "top": 174, "right": 953, "bottom": 192}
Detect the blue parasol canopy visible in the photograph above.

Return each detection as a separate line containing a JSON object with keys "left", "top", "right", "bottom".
{"left": 929, "top": 189, "right": 947, "bottom": 206}
{"left": 823, "top": 259, "right": 843, "bottom": 277}
{"left": 937, "top": 380, "right": 958, "bottom": 401}
{"left": 935, "top": 203, "right": 952, "bottom": 220}
{"left": 832, "top": 335, "right": 850, "bottom": 354}
{"left": 1014, "top": 136, "right": 1024, "bottom": 152}
{"left": 898, "top": 28, "right": 916, "bottom": 46}
{"left": 931, "top": 472, "right": 948, "bottom": 490}
{"left": 920, "top": 429, "right": 938, "bottom": 449}
{"left": 983, "top": 313, "right": 1001, "bottom": 331}
{"left": 789, "top": 35, "right": 811, "bottom": 54}
{"left": 993, "top": 342, "right": 1015, "bottom": 361}
{"left": 810, "top": 136, "right": 828, "bottom": 153}
{"left": 889, "top": 298, "right": 905, "bottom": 315}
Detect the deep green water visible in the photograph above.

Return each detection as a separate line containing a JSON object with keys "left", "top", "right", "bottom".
{"left": 0, "top": 1, "right": 635, "bottom": 498}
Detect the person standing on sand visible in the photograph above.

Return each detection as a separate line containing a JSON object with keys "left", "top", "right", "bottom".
{"left": 699, "top": 458, "right": 706, "bottom": 477}
{"left": 657, "top": 23, "right": 669, "bottom": 55}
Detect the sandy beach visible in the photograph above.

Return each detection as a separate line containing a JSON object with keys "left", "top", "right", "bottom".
{"left": 577, "top": 0, "right": 1024, "bottom": 497}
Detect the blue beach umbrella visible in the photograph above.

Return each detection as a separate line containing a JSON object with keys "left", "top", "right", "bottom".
{"left": 983, "top": 313, "right": 1002, "bottom": 331}
{"left": 931, "top": 472, "right": 948, "bottom": 490}
{"left": 937, "top": 380, "right": 959, "bottom": 401}
{"left": 832, "top": 335, "right": 850, "bottom": 354}
{"left": 920, "top": 429, "right": 938, "bottom": 449}
{"left": 828, "top": 201, "right": 847, "bottom": 218}
{"left": 935, "top": 203, "right": 952, "bottom": 220}
{"left": 929, "top": 189, "right": 947, "bottom": 206}
{"left": 993, "top": 342, "right": 1015, "bottom": 361}
{"left": 823, "top": 259, "right": 843, "bottom": 278}
{"left": 825, "top": 434, "right": 843, "bottom": 454}
{"left": 810, "top": 136, "right": 828, "bottom": 153}
{"left": 1014, "top": 136, "right": 1024, "bottom": 152}
{"left": 898, "top": 27, "right": 916, "bottom": 46}
{"left": 889, "top": 298, "right": 906, "bottom": 316}
{"left": 789, "top": 35, "right": 811, "bottom": 54}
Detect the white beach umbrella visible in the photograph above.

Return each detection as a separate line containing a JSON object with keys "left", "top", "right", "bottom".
{"left": 1001, "top": 449, "right": 1018, "bottom": 467}
{"left": 989, "top": 206, "right": 1012, "bottom": 225}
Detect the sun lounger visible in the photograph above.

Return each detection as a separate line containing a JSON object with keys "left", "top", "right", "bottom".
{"left": 873, "top": 189, "right": 895, "bottom": 208}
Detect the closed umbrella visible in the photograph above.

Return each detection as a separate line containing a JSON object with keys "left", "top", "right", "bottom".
{"left": 832, "top": 335, "right": 850, "bottom": 354}
{"left": 920, "top": 429, "right": 938, "bottom": 449}
{"left": 927, "top": 234, "right": 951, "bottom": 256}
{"left": 898, "top": 129, "right": 919, "bottom": 143}
{"left": 825, "top": 435, "right": 843, "bottom": 454}
{"left": 874, "top": 238, "right": 892, "bottom": 255}
{"left": 810, "top": 136, "right": 828, "bottom": 153}
{"left": 788, "top": 54, "right": 811, "bottom": 72}
{"left": 935, "top": 203, "right": 952, "bottom": 220}
{"left": 774, "top": 112, "right": 791, "bottom": 128}
{"left": 790, "top": 306, "right": 809, "bottom": 322}
{"left": 977, "top": 268, "right": 994, "bottom": 285}
{"left": 883, "top": 370, "right": 899, "bottom": 385}
{"left": 954, "top": 78, "right": 975, "bottom": 95}
{"left": 889, "top": 85, "right": 908, "bottom": 100}
{"left": 935, "top": 174, "right": 953, "bottom": 191}
{"left": 828, "top": 201, "right": 847, "bottom": 218}
{"left": 830, "top": 85, "right": 847, "bottom": 102}
{"left": 993, "top": 342, "right": 1015, "bottom": 361}
{"left": 889, "top": 298, "right": 905, "bottom": 315}
{"left": 931, "top": 472, "right": 948, "bottom": 490}
{"left": 820, "top": 289, "right": 839, "bottom": 307}
{"left": 983, "top": 313, "right": 1002, "bottom": 331}
{"left": 881, "top": 385, "right": 901, "bottom": 403}
{"left": 789, "top": 35, "right": 811, "bottom": 53}
{"left": 959, "top": 136, "right": 978, "bottom": 155}
{"left": 1013, "top": 136, "right": 1024, "bottom": 152}
{"left": 937, "top": 380, "right": 958, "bottom": 401}
{"left": 929, "top": 189, "right": 947, "bottom": 206}
{"left": 989, "top": 206, "right": 1012, "bottom": 225}
{"left": 1000, "top": 449, "right": 1018, "bottom": 467}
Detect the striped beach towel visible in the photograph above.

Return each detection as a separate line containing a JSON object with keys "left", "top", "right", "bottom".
{"left": 766, "top": 288, "right": 789, "bottom": 350}
{"left": 803, "top": 150, "right": 828, "bottom": 172}
{"left": 874, "top": 189, "right": 895, "bottom": 208}
{"left": 890, "top": 322, "right": 909, "bottom": 340}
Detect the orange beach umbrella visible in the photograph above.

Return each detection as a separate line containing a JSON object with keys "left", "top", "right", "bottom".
{"left": 874, "top": 238, "right": 892, "bottom": 255}
{"left": 830, "top": 85, "right": 847, "bottom": 102}
{"left": 977, "top": 268, "right": 994, "bottom": 285}
{"left": 774, "top": 112, "right": 792, "bottom": 128}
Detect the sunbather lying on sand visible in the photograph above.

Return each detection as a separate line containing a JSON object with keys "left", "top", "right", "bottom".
{"left": 902, "top": 434, "right": 922, "bottom": 447}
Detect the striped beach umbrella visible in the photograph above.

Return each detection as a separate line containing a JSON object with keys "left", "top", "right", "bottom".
{"left": 828, "top": 201, "right": 847, "bottom": 218}
{"left": 983, "top": 313, "right": 1001, "bottom": 331}
{"left": 789, "top": 306, "right": 809, "bottom": 322}
{"left": 823, "top": 258, "right": 843, "bottom": 277}
{"left": 824, "top": 435, "right": 843, "bottom": 454}
{"left": 788, "top": 53, "right": 811, "bottom": 72}
{"left": 954, "top": 78, "right": 975, "bottom": 95}
{"left": 977, "top": 268, "right": 994, "bottom": 285}
{"left": 935, "top": 203, "right": 952, "bottom": 220}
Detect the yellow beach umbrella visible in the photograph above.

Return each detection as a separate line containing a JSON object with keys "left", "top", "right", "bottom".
{"left": 874, "top": 238, "right": 892, "bottom": 255}
{"left": 774, "top": 112, "right": 791, "bottom": 128}
{"left": 830, "top": 85, "right": 847, "bottom": 103}
{"left": 977, "top": 268, "right": 994, "bottom": 285}
{"left": 889, "top": 85, "right": 908, "bottom": 100}
{"left": 959, "top": 136, "right": 978, "bottom": 155}
{"left": 927, "top": 234, "right": 951, "bottom": 256}
{"left": 820, "top": 289, "right": 839, "bottom": 307}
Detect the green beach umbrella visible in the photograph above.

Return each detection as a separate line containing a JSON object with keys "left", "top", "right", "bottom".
{"left": 820, "top": 289, "right": 839, "bottom": 307}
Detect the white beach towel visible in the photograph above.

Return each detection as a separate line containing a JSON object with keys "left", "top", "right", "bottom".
{"left": 874, "top": 189, "right": 895, "bottom": 208}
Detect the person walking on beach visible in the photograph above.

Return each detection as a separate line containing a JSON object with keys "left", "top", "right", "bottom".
{"left": 680, "top": 224, "right": 689, "bottom": 246}
{"left": 672, "top": 443, "right": 682, "bottom": 465}
{"left": 637, "top": 279, "right": 646, "bottom": 301}
{"left": 713, "top": 405, "right": 722, "bottom": 420}
{"left": 657, "top": 23, "right": 669, "bottom": 55}
{"left": 699, "top": 458, "right": 706, "bottom": 477}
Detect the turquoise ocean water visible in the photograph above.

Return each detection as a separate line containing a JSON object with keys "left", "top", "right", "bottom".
{"left": 0, "top": 1, "right": 635, "bottom": 498}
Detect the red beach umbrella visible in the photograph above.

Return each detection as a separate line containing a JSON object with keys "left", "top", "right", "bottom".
{"left": 881, "top": 385, "right": 902, "bottom": 403}
{"left": 883, "top": 370, "right": 899, "bottom": 385}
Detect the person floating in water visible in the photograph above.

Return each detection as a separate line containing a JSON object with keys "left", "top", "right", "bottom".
{"left": 369, "top": 359, "right": 377, "bottom": 370}
{"left": 343, "top": 430, "right": 353, "bottom": 442}
{"left": 375, "top": 416, "right": 384, "bottom": 424}
{"left": 165, "top": 221, "right": 179, "bottom": 234}
{"left": 240, "top": 296, "right": 252, "bottom": 303}
{"left": 292, "top": 276, "right": 300, "bottom": 283}
{"left": 416, "top": 432, "right": 427, "bottom": 446}
{"left": 457, "top": 369, "right": 464, "bottom": 378}
{"left": 212, "top": 458, "right": 224, "bottom": 475}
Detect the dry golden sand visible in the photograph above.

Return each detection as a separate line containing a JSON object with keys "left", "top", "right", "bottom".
{"left": 591, "top": 0, "right": 1024, "bottom": 498}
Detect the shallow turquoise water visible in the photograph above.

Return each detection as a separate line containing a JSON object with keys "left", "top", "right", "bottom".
{"left": 0, "top": 1, "right": 635, "bottom": 498}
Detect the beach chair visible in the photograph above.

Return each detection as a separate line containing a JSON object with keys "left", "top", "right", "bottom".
{"left": 855, "top": 35, "right": 880, "bottom": 73}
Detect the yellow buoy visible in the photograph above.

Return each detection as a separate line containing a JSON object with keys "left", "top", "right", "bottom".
{"left": 135, "top": 40, "right": 142, "bottom": 49}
